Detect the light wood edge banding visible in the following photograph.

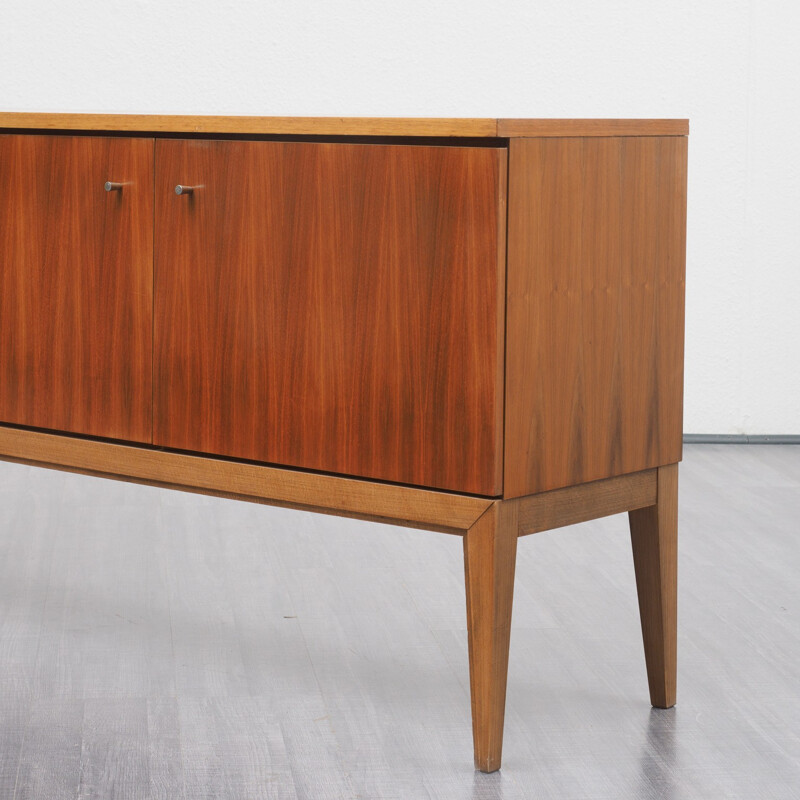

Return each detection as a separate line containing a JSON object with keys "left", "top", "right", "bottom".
{"left": 0, "top": 114, "right": 498, "bottom": 138}
{"left": 515, "top": 469, "right": 658, "bottom": 536}
{"left": 496, "top": 119, "right": 689, "bottom": 137}
{"left": 0, "top": 426, "right": 491, "bottom": 534}
{"left": 0, "top": 114, "right": 687, "bottom": 138}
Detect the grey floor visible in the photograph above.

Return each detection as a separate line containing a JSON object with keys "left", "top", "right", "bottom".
{"left": 0, "top": 444, "right": 799, "bottom": 799}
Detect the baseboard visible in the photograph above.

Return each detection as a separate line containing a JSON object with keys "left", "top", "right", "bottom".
{"left": 683, "top": 434, "right": 800, "bottom": 444}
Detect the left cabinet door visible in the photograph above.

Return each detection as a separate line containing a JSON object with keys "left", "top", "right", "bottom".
{"left": 0, "top": 135, "right": 154, "bottom": 442}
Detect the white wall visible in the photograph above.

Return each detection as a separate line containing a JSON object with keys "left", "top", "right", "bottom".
{"left": 1, "top": 0, "right": 798, "bottom": 434}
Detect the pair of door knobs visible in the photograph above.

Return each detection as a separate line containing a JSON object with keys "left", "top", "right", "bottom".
{"left": 104, "top": 182, "right": 197, "bottom": 195}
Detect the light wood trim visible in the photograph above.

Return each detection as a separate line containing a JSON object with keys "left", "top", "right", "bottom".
{"left": 0, "top": 113, "right": 498, "bottom": 138}
{"left": 0, "top": 113, "right": 688, "bottom": 138}
{"left": 464, "top": 499, "right": 519, "bottom": 772}
{"left": 497, "top": 119, "right": 689, "bottom": 137}
{"left": 629, "top": 463, "right": 678, "bottom": 708}
{"left": 0, "top": 426, "right": 492, "bottom": 534}
{"left": 516, "top": 470, "right": 657, "bottom": 537}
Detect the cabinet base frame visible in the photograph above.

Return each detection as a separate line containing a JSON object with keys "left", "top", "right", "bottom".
{"left": 0, "top": 424, "right": 677, "bottom": 773}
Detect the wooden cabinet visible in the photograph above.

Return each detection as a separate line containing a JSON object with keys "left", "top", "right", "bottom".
{"left": 153, "top": 139, "right": 506, "bottom": 494}
{"left": 0, "top": 114, "right": 688, "bottom": 774}
{"left": 0, "top": 134, "right": 153, "bottom": 441}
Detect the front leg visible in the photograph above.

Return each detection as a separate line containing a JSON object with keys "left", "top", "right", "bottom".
{"left": 629, "top": 463, "right": 678, "bottom": 709}
{"left": 463, "top": 499, "right": 519, "bottom": 773}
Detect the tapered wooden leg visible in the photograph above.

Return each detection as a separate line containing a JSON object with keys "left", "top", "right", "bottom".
{"left": 463, "top": 499, "right": 518, "bottom": 773}
{"left": 629, "top": 463, "right": 678, "bottom": 709}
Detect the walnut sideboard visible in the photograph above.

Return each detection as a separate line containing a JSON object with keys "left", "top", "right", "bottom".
{"left": 0, "top": 114, "right": 688, "bottom": 772}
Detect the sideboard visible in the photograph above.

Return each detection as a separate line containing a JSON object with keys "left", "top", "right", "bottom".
{"left": 0, "top": 114, "right": 688, "bottom": 772}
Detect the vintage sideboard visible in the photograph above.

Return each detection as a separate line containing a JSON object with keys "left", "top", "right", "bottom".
{"left": 0, "top": 114, "right": 688, "bottom": 772}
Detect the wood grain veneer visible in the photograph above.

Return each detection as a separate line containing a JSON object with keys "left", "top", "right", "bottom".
{"left": 153, "top": 139, "right": 506, "bottom": 495}
{"left": 0, "top": 134, "right": 153, "bottom": 442}
{"left": 504, "top": 135, "right": 688, "bottom": 497}
{"left": 0, "top": 113, "right": 688, "bottom": 138}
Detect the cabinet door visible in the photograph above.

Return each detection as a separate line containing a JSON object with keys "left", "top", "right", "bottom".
{"left": 154, "top": 140, "right": 505, "bottom": 495}
{"left": 0, "top": 135, "right": 154, "bottom": 442}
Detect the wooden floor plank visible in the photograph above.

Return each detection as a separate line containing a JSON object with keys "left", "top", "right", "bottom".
{"left": 78, "top": 699, "right": 150, "bottom": 800}
{"left": 146, "top": 699, "right": 185, "bottom": 800}
{"left": 14, "top": 700, "right": 83, "bottom": 800}
{"left": 178, "top": 697, "right": 298, "bottom": 800}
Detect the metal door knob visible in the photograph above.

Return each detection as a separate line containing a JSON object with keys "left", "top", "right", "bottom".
{"left": 175, "top": 185, "right": 197, "bottom": 195}
{"left": 104, "top": 182, "right": 123, "bottom": 192}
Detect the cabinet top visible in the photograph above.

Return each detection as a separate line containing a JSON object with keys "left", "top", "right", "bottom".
{"left": 0, "top": 113, "right": 688, "bottom": 138}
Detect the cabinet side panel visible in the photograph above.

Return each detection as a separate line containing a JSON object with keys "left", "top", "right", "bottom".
{"left": 504, "top": 136, "right": 687, "bottom": 497}
{"left": 0, "top": 135, "right": 154, "bottom": 442}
